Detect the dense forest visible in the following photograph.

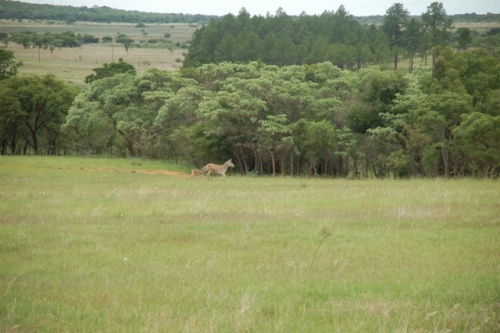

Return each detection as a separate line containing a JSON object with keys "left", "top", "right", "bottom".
{"left": 2, "top": 51, "right": 499, "bottom": 178}
{"left": 0, "top": 1, "right": 499, "bottom": 178}
{"left": 185, "top": 4, "right": 500, "bottom": 68}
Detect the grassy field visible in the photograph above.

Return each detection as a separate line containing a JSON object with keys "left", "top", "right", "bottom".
{"left": 0, "top": 20, "right": 197, "bottom": 43}
{"left": 0, "top": 156, "right": 499, "bottom": 332}
{"left": 7, "top": 43, "right": 186, "bottom": 87}
{"left": 1, "top": 20, "right": 196, "bottom": 87}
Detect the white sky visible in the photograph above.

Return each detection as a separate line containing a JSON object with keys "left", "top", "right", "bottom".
{"left": 21, "top": 0, "right": 500, "bottom": 16}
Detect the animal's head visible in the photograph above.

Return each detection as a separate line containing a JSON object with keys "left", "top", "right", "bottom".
{"left": 227, "top": 159, "right": 235, "bottom": 167}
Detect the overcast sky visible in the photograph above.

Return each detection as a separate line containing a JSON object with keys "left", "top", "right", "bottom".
{"left": 21, "top": 0, "right": 499, "bottom": 16}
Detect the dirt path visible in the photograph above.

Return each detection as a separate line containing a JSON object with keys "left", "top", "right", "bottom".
{"left": 134, "top": 169, "right": 188, "bottom": 177}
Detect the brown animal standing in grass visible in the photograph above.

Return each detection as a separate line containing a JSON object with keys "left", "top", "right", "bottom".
{"left": 203, "top": 159, "right": 235, "bottom": 177}
{"left": 191, "top": 169, "right": 203, "bottom": 176}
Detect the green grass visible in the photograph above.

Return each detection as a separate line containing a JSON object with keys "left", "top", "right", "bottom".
{"left": 1, "top": 156, "right": 499, "bottom": 332}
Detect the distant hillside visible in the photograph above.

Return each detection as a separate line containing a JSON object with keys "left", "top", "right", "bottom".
{"left": 0, "top": 0, "right": 216, "bottom": 23}
{"left": 2, "top": 0, "right": 499, "bottom": 25}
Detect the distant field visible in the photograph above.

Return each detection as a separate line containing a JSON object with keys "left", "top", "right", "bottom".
{"left": 1, "top": 156, "right": 499, "bottom": 332}
{"left": 1, "top": 20, "right": 197, "bottom": 86}
{"left": 2, "top": 19, "right": 500, "bottom": 86}
{"left": 453, "top": 21, "right": 500, "bottom": 33}
{"left": 0, "top": 19, "right": 197, "bottom": 43}
{"left": 7, "top": 43, "right": 186, "bottom": 86}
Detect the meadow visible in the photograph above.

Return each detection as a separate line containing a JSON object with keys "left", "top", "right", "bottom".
{"left": 1, "top": 156, "right": 499, "bottom": 332}
{"left": 1, "top": 20, "right": 196, "bottom": 86}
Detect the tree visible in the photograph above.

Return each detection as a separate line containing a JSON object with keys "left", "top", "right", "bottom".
{"left": 85, "top": 58, "right": 136, "bottom": 83}
{"left": 383, "top": 3, "right": 410, "bottom": 70}
{"left": 0, "top": 49, "right": 22, "bottom": 81}
{"left": 80, "top": 34, "right": 99, "bottom": 44}
{"left": 0, "top": 86, "right": 24, "bottom": 154}
{"left": 62, "top": 92, "right": 115, "bottom": 155}
{"left": 364, "top": 127, "right": 402, "bottom": 178}
{"left": 348, "top": 68, "right": 408, "bottom": 133}
{"left": 258, "top": 114, "right": 293, "bottom": 176}
{"left": 453, "top": 112, "right": 500, "bottom": 177}
{"left": 413, "top": 91, "right": 474, "bottom": 176}
{"left": 368, "top": 26, "right": 391, "bottom": 64}
{"left": 0, "top": 32, "right": 8, "bottom": 46}
{"left": 292, "top": 119, "right": 336, "bottom": 176}
{"left": 195, "top": 70, "right": 267, "bottom": 170}
{"left": 54, "top": 52, "right": 500, "bottom": 177}
{"left": 422, "top": 2, "right": 453, "bottom": 65}
{"left": 0, "top": 74, "right": 76, "bottom": 154}
{"left": 455, "top": 27, "right": 472, "bottom": 51}
{"left": 12, "top": 31, "right": 33, "bottom": 49}
{"left": 32, "top": 33, "right": 53, "bottom": 62}
{"left": 184, "top": 6, "right": 390, "bottom": 69}
{"left": 115, "top": 33, "right": 134, "bottom": 54}
{"left": 66, "top": 72, "right": 160, "bottom": 157}
{"left": 404, "top": 19, "right": 423, "bottom": 72}
{"left": 57, "top": 31, "right": 80, "bottom": 47}
{"left": 152, "top": 71, "right": 204, "bottom": 160}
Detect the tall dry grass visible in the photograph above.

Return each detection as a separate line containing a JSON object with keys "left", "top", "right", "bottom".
{"left": 2, "top": 20, "right": 195, "bottom": 86}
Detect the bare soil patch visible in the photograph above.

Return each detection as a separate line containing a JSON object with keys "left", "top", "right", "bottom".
{"left": 133, "top": 169, "right": 187, "bottom": 177}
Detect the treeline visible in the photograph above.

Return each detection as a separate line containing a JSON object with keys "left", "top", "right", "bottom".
{"left": 0, "top": 0, "right": 214, "bottom": 24}
{"left": 2, "top": 30, "right": 83, "bottom": 49}
{"left": 0, "top": 29, "right": 188, "bottom": 57}
{"left": 2, "top": 46, "right": 498, "bottom": 178}
{"left": 0, "top": 30, "right": 173, "bottom": 53}
{"left": 452, "top": 13, "right": 500, "bottom": 23}
{"left": 185, "top": 3, "right": 500, "bottom": 69}
{"left": 3, "top": 0, "right": 500, "bottom": 26}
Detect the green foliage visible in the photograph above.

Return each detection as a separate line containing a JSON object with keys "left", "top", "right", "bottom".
{"left": 455, "top": 27, "right": 473, "bottom": 51}
{"left": 3, "top": 20, "right": 499, "bottom": 178}
{"left": 0, "top": 74, "right": 77, "bottom": 154}
{"left": 382, "top": 3, "right": 410, "bottom": 70}
{"left": 453, "top": 112, "right": 500, "bottom": 176}
{"left": 85, "top": 58, "right": 136, "bottom": 84}
{"left": 184, "top": 3, "right": 462, "bottom": 71}
{"left": 80, "top": 33, "right": 99, "bottom": 44}
{"left": 60, "top": 48, "right": 500, "bottom": 178}
{"left": 0, "top": 0, "right": 215, "bottom": 24}
{"left": 66, "top": 73, "right": 146, "bottom": 156}
{"left": 422, "top": 2, "right": 454, "bottom": 65}
{"left": 8, "top": 30, "right": 82, "bottom": 49}
{"left": 115, "top": 33, "right": 134, "bottom": 53}
{"left": 184, "top": 7, "right": 385, "bottom": 69}
{"left": 0, "top": 49, "right": 22, "bottom": 81}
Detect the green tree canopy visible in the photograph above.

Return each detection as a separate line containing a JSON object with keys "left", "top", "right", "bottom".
{"left": 0, "top": 49, "right": 22, "bottom": 81}
{"left": 85, "top": 58, "right": 136, "bottom": 84}
{"left": 115, "top": 33, "right": 134, "bottom": 54}
{"left": 60, "top": 54, "right": 500, "bottom": 178}
{"left": 0, "top": 74, "right": 76, "bottom": 154}
{"left": 383, "top": 3, "right": 410, "bottom": 70}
